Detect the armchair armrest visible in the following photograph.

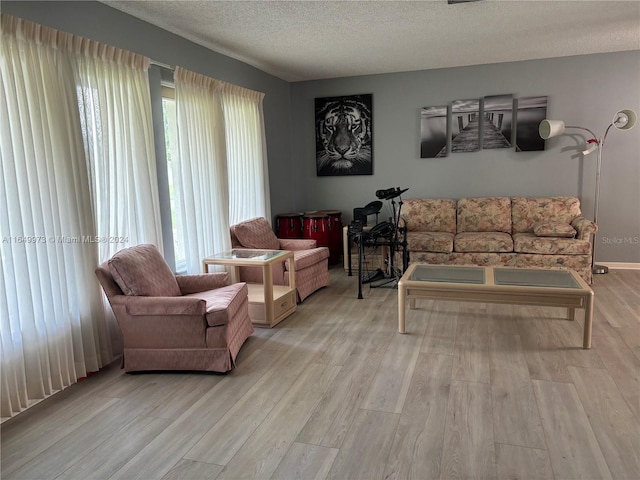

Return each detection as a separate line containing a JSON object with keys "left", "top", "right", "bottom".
{"left": 571, "top": 216, "right": 598, "bottom": 240}
{"left": 279, "top": 238, "right": 317, "bottom": 250}
{"left": 176, "top": 273, "right": 229, "bottom": 294}
{"left": 111, "top": 295, "right": 206, "bottom": 316}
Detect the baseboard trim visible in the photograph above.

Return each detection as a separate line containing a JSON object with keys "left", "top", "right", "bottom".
{"left": 598, "top": 262, "right": 640, "bottom": 270}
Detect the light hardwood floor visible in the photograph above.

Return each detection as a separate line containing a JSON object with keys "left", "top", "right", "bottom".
{"left": 2, "top": 267, "right": 639, "bottom": 480}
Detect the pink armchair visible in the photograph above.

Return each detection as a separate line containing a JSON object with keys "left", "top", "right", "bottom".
{"left": 95, "top": 244, "right": 253, "bottom": 373}
{"left": 230, "top": 217, "right": 330, "bottom": 302}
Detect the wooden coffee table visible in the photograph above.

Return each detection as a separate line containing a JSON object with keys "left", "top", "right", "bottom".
{"left": 203, "top": 249, "right": 296, "bottom": 328}
{"left": 398, "top": 264, "right": 594, "bottom": 348}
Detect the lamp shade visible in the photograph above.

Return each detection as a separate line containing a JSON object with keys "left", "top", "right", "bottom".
{"left": 613, "top": 109, "right": 637, "bottom": 130}
{"left": 539, "top": 119, "right": 565, "bottom": 139}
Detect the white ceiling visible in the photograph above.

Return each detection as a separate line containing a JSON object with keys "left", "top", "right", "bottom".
{"left": 102, "top": 0, "right": 640, "bottom": 82}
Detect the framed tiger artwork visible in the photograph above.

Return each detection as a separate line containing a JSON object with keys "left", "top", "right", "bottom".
{"left": 315, "top": 94, "right": 373, "bottom": 176}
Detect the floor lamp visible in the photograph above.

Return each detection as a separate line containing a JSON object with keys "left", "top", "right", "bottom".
{"left": 539, "top": 109, "right": 637, "bottom": 275}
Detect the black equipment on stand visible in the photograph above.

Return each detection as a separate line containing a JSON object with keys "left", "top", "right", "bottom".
{"left": 348, "top": 187, "right": 409, "bottom": 299}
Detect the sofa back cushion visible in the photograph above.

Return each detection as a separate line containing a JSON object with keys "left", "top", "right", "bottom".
{"left": 108, "top": 244, "right": 181, "bottom": 297}
{"left": 457, "top": 197, "right": 512, "bottom": 233}
{"left": 511, "top": 197, "right": 582, "bottom": 234}
{"left": 401, "top": 199, "right": 457, "bottom": 234}
{"left": 232, "top": 217, "right": 280, "bottom": 250}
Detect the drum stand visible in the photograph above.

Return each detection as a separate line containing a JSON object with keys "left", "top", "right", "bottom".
{"left": 351, "top": 193, "right": 409, "bottom": 299}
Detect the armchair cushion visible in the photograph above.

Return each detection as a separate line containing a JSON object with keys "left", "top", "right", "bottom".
{"left": 108, "top": 244, "right": 181, "bottom": 297}
{"left": 233, "top": 217, "right": 280, "bottom": 250}
{"left": 185, "top": 282, "right": 249, "bottom": 327}
{"left": 279, "top": 238, "right": 317, "bottom": 250}
{"left": 532, "top": 221, "right": 576, "bottom": 238}
{"left": 176, "top": 273, "right": 229, "bottom": 294}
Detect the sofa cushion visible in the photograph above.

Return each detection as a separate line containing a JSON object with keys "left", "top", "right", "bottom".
{"left": 289, "top": 247, "right": 330, "bottom": 271}
{"left": 457, "top": 197, "right": 512, "bottom": 233}
{"left": 233, "top": 217, "right": 280, "bottom": 250}
{"left": 532, "top": 221, "right": 577, "bottom": 238}
{"left": 513, "top": 233, "right": 591, "bottom": 255}
{"left": 401, "top": 199, "right": 457, "bottom": 234}
{"left": 186, "top": 282, "right": 248, "bottom": 327}
{"left": 512, "top": 197, "right": 582, "bottom": 233}
{"left": 108, "top": 244, "right": 181, "bottom": 297}
{"left": 407, "top": 232, "right": 454, "bottom": 253}
{"left": 454, "top": 232, "right": 514, "bottom": 253}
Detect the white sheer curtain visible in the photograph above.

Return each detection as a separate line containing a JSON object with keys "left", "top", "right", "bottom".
{"left": 220, "top": 83, "right": 271, "bottom": 224}
{"left": 173, "top": 67, "right": 230, "bottom": 273}
{"left": 73, "top": 38, "right": 163, "bottom": 260}
{"left": 0, "top": 15, "right": 161, "bottom": 418}
{"left": 1, "top": 15, "right": 106, "bottom": 418}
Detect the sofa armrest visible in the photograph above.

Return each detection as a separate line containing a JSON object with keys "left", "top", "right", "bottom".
{"left": 176, "top": 273, "right": 229, "bottom": 294}
{"left": 571, "top": 216, "right": 598, "bottom": 240}
{"left": 279, "top": 238, "right": 317, "bottom": 250}
{"left": 111, "top": 295, "right": 206, "bottom": 316}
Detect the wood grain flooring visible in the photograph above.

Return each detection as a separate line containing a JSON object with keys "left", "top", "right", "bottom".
{"left": 2, "top": 267, "right": 639, "bottom": 480}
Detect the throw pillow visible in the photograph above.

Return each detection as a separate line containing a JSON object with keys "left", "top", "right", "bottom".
{"left": 532, "top": 221, "right": 577, "bottom": 238}
{"left": 109, "top": 244, "right": 182, "bottom": 296}
{"left": 233, "top": 217, "right": 280, "bottom": 250}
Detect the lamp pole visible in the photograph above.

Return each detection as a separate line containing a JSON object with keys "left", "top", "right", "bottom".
{"left": 539, "top": 110, "right": 637, "bottom": 275}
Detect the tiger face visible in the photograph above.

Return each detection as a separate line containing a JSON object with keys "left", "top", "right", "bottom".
{"left": 316, "top": 97, "right": 372, "bottom": 175}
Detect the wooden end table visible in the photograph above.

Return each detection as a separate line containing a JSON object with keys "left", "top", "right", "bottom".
{"left": 203, "top": 249, "right": 296, "bottom": 328}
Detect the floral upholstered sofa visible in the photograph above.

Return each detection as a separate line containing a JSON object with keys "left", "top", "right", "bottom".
{"left": 400, "top": 196, "right": 597, "bottom": 283}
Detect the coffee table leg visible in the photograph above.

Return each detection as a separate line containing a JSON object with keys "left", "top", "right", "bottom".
{"left": 583, "top": 293, "right": 594, "bottom": 349}
{"left": 568, "top": 308, "right": 575, "bottom": 320}
{"left": 398, "top": 284, "right": 406, "bottom": 334}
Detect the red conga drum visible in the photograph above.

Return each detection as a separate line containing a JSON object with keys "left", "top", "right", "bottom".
{"left": 302, "top": 212, "right": 330, "bottom": 250}
{"left": 276, "top": 213, "right": 303, "bottom": 239}
{"left": 320, "top": 210, "right": 343, "bottom": 264}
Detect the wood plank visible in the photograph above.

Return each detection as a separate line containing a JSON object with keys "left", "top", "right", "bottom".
{"left": 361, "top": 319, "right": 427, "bottom": 413}
{"left": 216, "top": 363, "right": 341, "bottom": 480}
{"left": 495, "top": 443, "right": 553, "bottom": 480}
{"left": 184, "top": 346, "right": 328, "bottom": 465}
{"left": 160, "top": 459, "right": 223, "bottom": 480}
{"left": 569, "top": 365, "right": 640, "bottom": 480}
{"left": 384, "top": 353, "right": 452, "bottom": 480}
{"left": 490, "top": 333, "right": 546, "bottom": 449}
{"left": 592, "top": 320, "right": 640, "bottom": 421}
{"left": 441, "top": 380, "right": 496, "bottom": 480}
{"left": 532, "top": 379, "right": 613, "bottom": 480}
{"left": 55, "top": 415, "right": 171, "bottom": 480}
{"left": 420, "top": 300, "right": 458, "bottom": 355}
{"left": 327, "top": 409, "right": 399, "bottom": 480}
{"left": 270, "top": 442, "right": 338, "bottom": 480}
{"left": 452, "top": 311, "right": 491, "bottom": 384}
{"left": 108, "top": 348, "right": 283, "bottom": 480}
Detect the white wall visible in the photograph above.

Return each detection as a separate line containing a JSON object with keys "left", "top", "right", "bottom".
{"left": 290, "top": 52, "right": 640, "bottom": 263}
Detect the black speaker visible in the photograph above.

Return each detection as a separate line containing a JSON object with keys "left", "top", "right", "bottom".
{"left": 353, "top": 207, "right": 366, "bottom": 224}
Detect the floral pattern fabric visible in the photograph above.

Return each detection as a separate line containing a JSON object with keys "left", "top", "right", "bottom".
{"left": 532, "top": 221, "right": 576, "bottom": 238}
{"left": 454, "top": 232, "right": 514, "bottom": 253}
{"left": 513, "top": 233, "right": 592, "bottom": 255}
{"left": 457, "top": 197, "right": 512, "bottom": 233}
{"left": 571, "top": 216, "right": 598, "bottom": 240}
{"left": 401, "top": 198, "right": 457, "bottom": 233}
{"left": 407, "top": 231, "right": 454, "bottom": 253}
{"left": 511, "top": 196, "right": 582, "bottom": 233}
{"left": 403, "top": 196, "right": 595, "bottom": 284}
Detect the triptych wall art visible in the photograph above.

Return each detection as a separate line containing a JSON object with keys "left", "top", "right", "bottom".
{"left": 420, "top": 95, "right": 547, "bottom": 158}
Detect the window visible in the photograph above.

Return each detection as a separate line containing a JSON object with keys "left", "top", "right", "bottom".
{"left": 161, "top": 86, "right": 186, "bottom": 273}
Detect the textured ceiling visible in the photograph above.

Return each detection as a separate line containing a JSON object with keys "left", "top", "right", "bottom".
{"left": 102, "top": 0, "right": 640, "bottom": 82}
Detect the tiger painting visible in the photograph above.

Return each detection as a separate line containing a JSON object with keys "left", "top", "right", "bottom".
{"left": 315, "top": 94, "right": 373, "bottom": 176}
